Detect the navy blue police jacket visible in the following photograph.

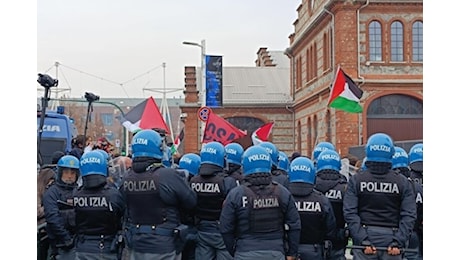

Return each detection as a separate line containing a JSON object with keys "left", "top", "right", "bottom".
{"left": 219, "top": 174, "right": 301, "bottom": 257}
{"left": 121, "top": 162, "right": 197, "bottom": 254}
{"left": 73, "top": 175, "right": 125, "bottom": 253}
{"left": 43, "top": 179, "right": 78, "bottom": 246}
{"left": 343, "top": 169, "right": 416, "bottom": 247}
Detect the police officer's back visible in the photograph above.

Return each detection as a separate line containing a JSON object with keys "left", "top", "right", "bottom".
{"left": 177, "top": 153, "right": 201, "bottom": 183}
{"left": 312, "top": 142, "right": 336, "bottom": 166}
{"left": 121, "top": 129, "right": 197, "bottom": 259}
{"left": 343, "top": 133, "right": 416, "bottom": 260}
{"left": 73, "top": 151, "right": 125, "bottom": 259}
{"left": 289, "top": 156, "right": 336, "bottom": 259}
{"left": 277, "top": 151, "right": 290, "bottom": 176}
{"left": 314, "top": 149, "right": 348, "bottom": 260}
{"left": 259, "top": 141, "right": 290, "bottom": 188}
{"left": 219, "top": 145, "right": 301, "bottom": 260}
{"left": 43, "top": 155, "right": 80, "bottom": 259}
{"left": 189, "top": 141, "right": 236, "bottom": 260}
{"left": 407, "top": 143, "right": 423, "bottom": 259}
{"left": 224, "top": 142, "right": 245, "bottom": 185}
{"left": 177, "top": 153, "right": 202, "bottom": 260}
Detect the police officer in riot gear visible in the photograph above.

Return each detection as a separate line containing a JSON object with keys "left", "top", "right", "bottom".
{"left": 259, "top": 141, "right": 290, "bottom": 188}
{"left": 121, "top": 129, "right": 197, "bottom": 259}
{"left": 277, "top": 151, "right": 290, "bottom": 176}
{"left": 312, "top": 142, "right": 336, "bottom": 165}
{"left": 289, "top": 156, "right": 336, "bottom": 259}
{"left": 43, "top": 155, "right": 80, "bottom": 259}
{"left": 392, "top": 146, "right": 411, "bottom": 178}
{"left": 177, "top": 153, "right": 201, "bottom": 183}
{"left": 314, "top": 149, "right": 348, "bottom": 260}
{"left": 189, "top": 141, "right": 237, "bottom": 260}
{"left": 407, "top": 143, "right": 423, "bottom": 259}
{"left": 176, "top": 153, "right": 202, "bottom": 260}
{"left": 408, "top": 143, "right": 423, "bottom": 185}
{"left": 343, "top": 133, "right": 416, "bottom": 260}
{"left": 224, "top": 142, "right": 245, "bottom": 185}
{"left": 72, "top": 151, "right": 125, "bottom": 259}
{"left": 219, "top": 145, "right": 301, "bottom": 260}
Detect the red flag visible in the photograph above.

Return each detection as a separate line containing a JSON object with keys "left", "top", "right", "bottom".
{"left": 118, "top": 97, "right": 170, "bottom": 134}
{"left": 251, "top": 122, "right": 274, "bottom": 145}
{"left": 202, "top": 110, "right": 247, "bottom": 145}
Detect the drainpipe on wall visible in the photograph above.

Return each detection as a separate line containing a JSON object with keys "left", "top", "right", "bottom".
{"left": 357, "top": 0, "right": 370, "bottom": 145}
{"left": 323, "top": 7, "right": 335, "bottom": 68}
{"left": 284, "top": 47, "right": 296, "bottom": 152}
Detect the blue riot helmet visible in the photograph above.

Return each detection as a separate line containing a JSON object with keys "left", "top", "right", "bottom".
{"left": 225, "top": 143, "right": 244, "bottom": 166}
{"left": 94, "top": 149, "right": 110, "bottom": 163}
{"left": 312, "top": 142, "right": 336, "bottom": 163}
{"left": 57, "top": 155, "right": 80, "bottom": 184}
{"left": 57, "top": 155, "right": 80, "bottom": 170}
{"left": 289, "top": 157, "right": 316, "bottom": 184}
{"left": 179, "top": 153, "right": 201, "bottom": 176}
{"left": 365, "top": 133, "right": 395, "bottom": 163}
{"left": 241, "top": 146, "right": 272, "bottom": 176}
{"left": 408, "top": 143, "right": 423, "bottom": 172}
{"left": 258, "top": 141, "right": 279, "bottom": 168}
{"left": 131, "top": 129, "right": 163, "bottom": 159}
{"left": 408, "top": 143, "right": 423, "bottom": 165}
{"left": 316, "top": 149, "right": 342, "bottom": 173}
{"left": 392, "top": 146, "right": 409, "bottom": 169}
{"left": 278, "top": 151, "right": 290, "bottom": 172}
{"left": 162, "top": 146, "right": 172, "bottom": 167}
{"left": 200, "top": 141, "right": 226, "bottom": 168}
{"left": 80, "top": 151, "right": 108, "bottom": 177}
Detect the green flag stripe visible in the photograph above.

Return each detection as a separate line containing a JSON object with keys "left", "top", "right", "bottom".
{"left": 329, "top": 96, "right": 363, "bottom": 113}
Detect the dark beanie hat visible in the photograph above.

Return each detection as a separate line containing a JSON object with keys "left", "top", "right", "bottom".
{"left": 51, "top": 151, "right": 65, "bottom": 164}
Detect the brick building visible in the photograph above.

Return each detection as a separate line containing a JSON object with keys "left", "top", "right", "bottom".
{"left": 180, "top": 59, "right": 294, "bottom": 155}
{"left": 181, "top": 0, "right": 423, "bottom": 159}
{"left": 286, "top": 0, "right": 423, "bottom": 158}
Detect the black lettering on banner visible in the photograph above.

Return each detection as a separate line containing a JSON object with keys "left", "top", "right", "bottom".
{"left": 203, "top": 123, "right": 217, "bottom": 142}
{"left": 216, "top": 128, "right": 226, "bottom": 139}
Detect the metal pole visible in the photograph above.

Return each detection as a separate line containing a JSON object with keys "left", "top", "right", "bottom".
{"left": 200, "top": 39, "right": 206, "bottom": 149}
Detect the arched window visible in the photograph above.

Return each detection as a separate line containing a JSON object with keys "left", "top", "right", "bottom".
{"left": 226, "top": 116, "right": 265, "bottom": 134}
{"left": 366, "top": 94, "right": 422, "bottom": 141}
{"left": 313, "top": 115, "right": 318, "bottom": 148}
{"left": 307, "top": 117, "right": 312, "bottom": 156}
{"left": 369, "top": 21, "right": 382, "bottom": 61}
{"left": 297, "top": 120, "right": 302, "bottom": 152}
{"left": 412, "top": 21, "right": 423, "bottom": 61}
{"left": 391, "top": 21, "right": 404, "bottom": 61}
{"left": 326, "top": 110, "right": 331, "bottom": 142}
{"left": 367, "top": 94, "right": 422, "bottom": 118}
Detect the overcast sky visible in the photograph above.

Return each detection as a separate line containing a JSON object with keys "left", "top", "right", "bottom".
{"left": 37, "top": 0, "right": 300, "bottom": 99}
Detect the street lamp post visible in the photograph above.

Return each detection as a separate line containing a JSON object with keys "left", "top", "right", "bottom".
{"left": 183, "top": 39, "right": 206, "bottom": 148}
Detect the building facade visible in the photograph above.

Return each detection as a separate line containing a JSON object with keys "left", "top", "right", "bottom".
{"left": 180, "top": 62, "right": 294, "bottom": 155}
{"left": 286, "top": 0, "right": 423, "bottom": 157}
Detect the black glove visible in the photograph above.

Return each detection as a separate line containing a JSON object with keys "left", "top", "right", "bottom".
{"left": 387, "top": 241, "right": 402, "bottom": 256}
{"left": 388, "top": 241, "right": 400, "bottom": 249}
{"left": 361, "top": 240, "right": 376, "bottom": 255}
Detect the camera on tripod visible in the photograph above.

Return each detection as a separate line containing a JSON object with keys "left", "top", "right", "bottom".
{"left": 85, "top": 92, "right": 100, "bottom": 103}
{"left": 37, "top": 73, "right": 58, "bottom": 88}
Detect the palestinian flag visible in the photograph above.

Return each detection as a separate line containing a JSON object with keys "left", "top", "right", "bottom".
{"left": 170, "top": 128, "right": 184, "bottom": 155}
{"left": 118, "top": 96, "right": 170, "bottom": 134}
{"left": 327, "top": 67, "right": 363, "bottom": 113}
{"left": 251, "top": 122, "right": 274, "bottom": 145}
